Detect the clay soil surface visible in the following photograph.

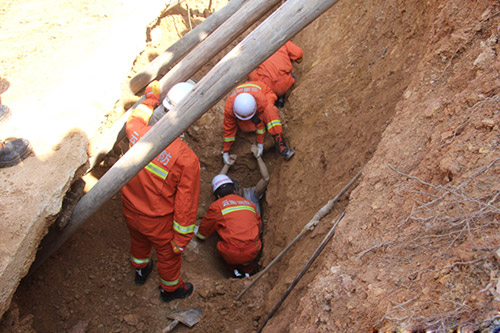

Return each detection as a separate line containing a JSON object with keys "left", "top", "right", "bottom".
{"left": 2, "top": 0, "right": 500, "bottom": 332}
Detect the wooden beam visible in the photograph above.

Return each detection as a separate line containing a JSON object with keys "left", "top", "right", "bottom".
{"left": 30, "top": 0, "right": 341, "bottom": 273}
{"left": 87, "top": 0, "right": 279, "bottom": 171}
{"left": 129, "top": 0, "right": 246, "bottom": 94}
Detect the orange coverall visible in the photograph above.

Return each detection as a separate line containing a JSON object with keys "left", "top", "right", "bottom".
{"left": 196, "top": 194, "right": 262, "bottom": 274}
{"left": 223, "top": 81, "right": 282, "bottom": 153}
{"left": 121, "top": 98, "right": 200, "bottom": 292}
{"left": 248, "top": 41, "right": 303, "bottom": 97}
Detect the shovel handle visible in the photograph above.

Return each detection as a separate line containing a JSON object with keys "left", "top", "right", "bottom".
{"left": 162, "top": 319, "right": 179, "bottom": 332}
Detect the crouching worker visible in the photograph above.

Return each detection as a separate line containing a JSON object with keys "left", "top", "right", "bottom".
{"left": 121, "top": 80, "right": 200, "bottom": 302}
{"left": 196, "top": 174, "right": 262, "bottom": 278}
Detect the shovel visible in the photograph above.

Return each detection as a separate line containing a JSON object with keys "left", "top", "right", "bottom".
{"left": 162, "top": 307, "right": 202, "bottom": 332}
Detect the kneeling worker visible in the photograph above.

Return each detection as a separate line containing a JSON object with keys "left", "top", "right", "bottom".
{"left": 222, "top": 81, "right": 295, "bottom": 162}
{"left": 196, "top": 169, "right": 263, "bottom": 278}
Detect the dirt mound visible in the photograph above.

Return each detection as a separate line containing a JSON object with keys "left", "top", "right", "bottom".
{"left": 2, "top": 0, "right": 500, "bottom": 332}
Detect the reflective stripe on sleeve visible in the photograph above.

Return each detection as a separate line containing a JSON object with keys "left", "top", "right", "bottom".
{"left": 223, "top": 136, "right": 235, "bottom": 142}
{"left": 237, "top": 83, "right": 262, "bottom": 90}
{"left": 266, "top": 120, "right": 282, "bottom": 131}
{"left": 221, "top": 205, "right": 256, "bottom": 215}
{"left": 145, "top": 162, "right": 169, "bottom": 180}
{"left": 160, "top": 277, "right": 180, "bottom": 287}
{"left": 173, "top": 221, "right": 195, "bottom": 234}
{"left": 136, "top": 104, "right": 154, "bottom": 117}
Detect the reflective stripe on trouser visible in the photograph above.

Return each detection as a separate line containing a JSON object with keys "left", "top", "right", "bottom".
{"left": 130, "top": 255, "right": 151, "bottom": 268}
{"left": 122, "top": 203, "right": 184, "bottom": 292}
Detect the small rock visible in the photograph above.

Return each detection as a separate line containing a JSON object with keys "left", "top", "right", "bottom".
{"left": 423, "top": 98, "right": 443, "bottom": 118}
{"left": 68, "top": 320, "right": 89, "bottom": 333}
{"left": 479, "top": 147, "right": 491, "bottom": 154}
{"left": 473, "top": 49, "right": 496, "bottom": 68}
{"left": 123, "top": 313, "right": 139, "bottom": 326}
{"left": 197, "top": 286, "right": 213, "bottom": 299}
{"left": 481, "top": 118, "right": 495, "bottom": 128}
{"left": 439, "top": 157, "right": 461, "bottom": 175}
{"left": 215, "top": 284, "right": 225, "bottom": 295}
{"left": 359, "top": 270, "right": 377, "bottom": 283}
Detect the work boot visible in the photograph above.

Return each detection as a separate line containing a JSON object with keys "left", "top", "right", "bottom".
{"left": 159, "top": 282, "right": 193, "bottom": 303}
{"left": 275, "top": 96, "right": 285, "bottom": 109}
{"left": 0, "top": 105, "right": 11, "bottom": 125}
{"left": 0, "top": 137, "right": 32, "bottom": 168}
{"left": 272, "top": 133, "right": 295, "bottom": 161}
{"left": 134, "top": 259, "right": 153, "bottom": 285}
{"left": 232, "top": 269, "right": 250, "bottom": 279}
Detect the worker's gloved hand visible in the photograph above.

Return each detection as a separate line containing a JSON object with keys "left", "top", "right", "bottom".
{"left": 250, "top": 143, "right": 264, "bottom": 158}
{"left": 256, "top": 143, "right": 264, "bottom": 158}
{"left": 222, "top": 152, "right": 232, "bottom": 165}
{"left": 171, "top": 240, "right": 184, "bottom": 255}
{"left": 144, "top": 80, "right": 161, "bottom": 105}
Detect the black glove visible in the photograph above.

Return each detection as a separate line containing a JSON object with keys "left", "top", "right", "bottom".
{"left": 251, "top": 114, "right": 261, "bottom": 125}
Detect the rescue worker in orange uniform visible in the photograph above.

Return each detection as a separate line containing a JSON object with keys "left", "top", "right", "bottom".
{"left": 222, "top": 81, "right": 294, "bottom": 163}
{"left": 195, "top": 171, "right": 263, "bottom": 278}
{"left": 121, "top": 80, "right": 200, "bottom": 303}
{"left": 249, "top": 41, "right": 303, "bottom": 108}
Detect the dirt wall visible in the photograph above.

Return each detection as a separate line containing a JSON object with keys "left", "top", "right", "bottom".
{"left": 266, "top": 0, "right": 500, "bottom": 331}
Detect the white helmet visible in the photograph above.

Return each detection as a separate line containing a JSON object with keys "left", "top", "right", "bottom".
{"left": 233, "top": 93, "right": 257, "bottom": 121}
{"left": 211, "top": 174, "right": 233, "bottom": 193}
{"left": 163, "top": 81, "right": 195, "bottom": 110}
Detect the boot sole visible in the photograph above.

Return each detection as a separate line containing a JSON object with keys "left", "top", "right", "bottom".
{"left": 284, "top": 150, "right": 295, "bottom": 161}
{"left": 0, "top": 139, "right": 32, "bottom": 168}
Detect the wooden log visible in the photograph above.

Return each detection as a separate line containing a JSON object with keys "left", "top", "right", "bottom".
{"left": 257, "top": 211, "right": 346, "bottom": 333}
{"left": 87, "top": 0, "right": 279, "bottom": 171}
{"left": 154, "top": 0, "right": 282, "bottom": 101}
{"left": 30, "top": 0, "right": 340, "bottom": 273}
{"left": 129, "top": 0, "right": 246, "bottom": 94}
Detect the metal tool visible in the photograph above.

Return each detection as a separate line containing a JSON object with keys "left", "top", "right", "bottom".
{"left": 162, "top": 307, "right": 202, "bottom": 332}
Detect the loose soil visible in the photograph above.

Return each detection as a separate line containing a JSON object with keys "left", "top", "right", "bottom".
{"left": 2, "top": 0, "right": 500, "bottom": 332}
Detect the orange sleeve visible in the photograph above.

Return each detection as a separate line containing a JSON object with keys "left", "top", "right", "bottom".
{"left": 256, "top": 120, "right": 266, "bottom": 145}
{"left": 223, "top": 98, "right": 238, "bottom": 152}
{"left": 126, "top": 102, "right": 155, "bottom": 144}
{"left": 285, "top": 41, "right": 303, "bottom": 62}
{"left": 172, "top": 150, "right": 201, "bottom": 249}
{"left": 197, "top": 202, "right": 221, "bottom": 240}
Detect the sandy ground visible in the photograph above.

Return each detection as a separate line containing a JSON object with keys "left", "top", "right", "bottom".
{"left": 0, "top": 0, "right": 192, "bottom": 322}
{"left": 2, "top": 0, "right": 500, "bottom": 332}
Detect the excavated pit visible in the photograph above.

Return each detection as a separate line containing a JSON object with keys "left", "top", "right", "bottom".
{"left": 2, "top": 0, "right": 500, "bottom": 332}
